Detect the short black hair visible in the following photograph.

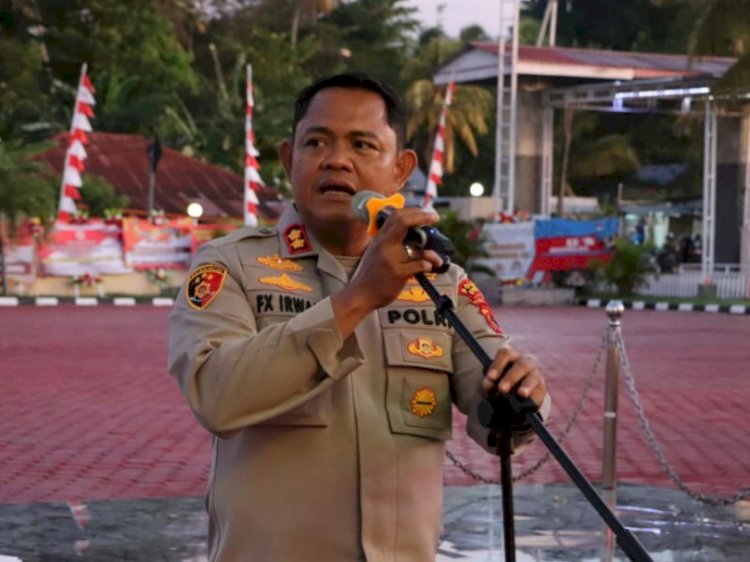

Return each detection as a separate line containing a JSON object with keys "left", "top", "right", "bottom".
{"left": 292, "top": 72, "right": 408, "bottom": 149}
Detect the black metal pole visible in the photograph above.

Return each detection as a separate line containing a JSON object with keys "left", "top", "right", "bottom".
{"left": 413, "top": 272, "right": 653, "bottom": 562}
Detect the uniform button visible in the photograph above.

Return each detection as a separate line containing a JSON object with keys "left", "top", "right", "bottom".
{"left": 258, "top": 227, "right": 273, "bottom": 235}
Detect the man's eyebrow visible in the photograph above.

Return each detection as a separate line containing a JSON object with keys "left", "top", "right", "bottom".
{"left": 298, "top": 125, "right": 332, "bottom": 137}
{"left": 349, "top": 130, "right": 381, "bottom": 140}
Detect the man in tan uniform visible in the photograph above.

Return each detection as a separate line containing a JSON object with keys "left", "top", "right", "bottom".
{"left": 169, "top": 72, "right": 550, "bottom": 561}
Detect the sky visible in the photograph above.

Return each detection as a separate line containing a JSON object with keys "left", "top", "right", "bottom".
{"left": 406, "top": 0, "right": 502, "bottom": 39}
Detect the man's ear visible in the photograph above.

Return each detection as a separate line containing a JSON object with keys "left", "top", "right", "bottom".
{"left": 279, "top": 138, "right": 294, "bottom": 178}
{"left": 392, "top": 148, "right": 418, "bottom": 193}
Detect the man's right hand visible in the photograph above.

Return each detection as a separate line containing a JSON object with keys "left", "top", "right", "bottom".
{"left": 331, "top": 207, "right": 444, "bottom": 339}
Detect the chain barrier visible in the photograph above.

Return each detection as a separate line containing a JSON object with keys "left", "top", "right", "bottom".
{"left": 616, "top": 334, "right": 750, "bottom": 506}
{"left": 445, "top": 333, "right": 608, "bottom": 485}
{"left": 446, "top": 320, "right": 750, "bottom": 506}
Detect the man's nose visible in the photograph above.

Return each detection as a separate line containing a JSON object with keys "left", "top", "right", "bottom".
{"left": 321, "top": 142, "right": 353, "bottom": 170}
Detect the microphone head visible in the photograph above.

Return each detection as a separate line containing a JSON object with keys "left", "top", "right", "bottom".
{"left": 351, "top": 190, "right": 382, "bottom": 224}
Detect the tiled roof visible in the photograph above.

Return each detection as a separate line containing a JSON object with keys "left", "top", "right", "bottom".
{"left": 472, "top": 43, "right": 735, "bottom": 79}
{"left": 37, "top": 132, "right": 286, "bottom": 220}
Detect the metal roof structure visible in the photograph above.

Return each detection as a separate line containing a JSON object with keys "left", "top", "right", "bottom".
{"left": 434, "top": 42, "right": 736, "bottom": 85}
{"left": 38, "top": 132, "right": 285, "bottom": 221}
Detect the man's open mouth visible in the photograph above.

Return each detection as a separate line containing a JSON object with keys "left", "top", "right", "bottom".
{"left": 319, "top": 181, "right": 355, "bottom": 196}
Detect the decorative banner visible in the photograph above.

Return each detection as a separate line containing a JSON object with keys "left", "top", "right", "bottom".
{"left": 39, "top": 219, "right": 132, "bottom": 276}
{"left": 528, "top": 217, "right": 618, "bottom": 274}
{"left": 57, "top": 64, "right": 96, "bottom": 221}
{"left": 478, "top": 221, "right": 536, "bottom": 283}
{"left": 1, "top": 221, "right": 38, "bottom": 285}
{"left": 122, "top": 217, "right": 193, "bottom": 270}
{"left": 423, "top": 80, "right": 455, "bottom": 211}
{"left": 244, "top": 64, "right": 264, "bottom": 226}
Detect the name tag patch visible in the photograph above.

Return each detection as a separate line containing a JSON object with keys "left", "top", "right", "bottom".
{"left": 256, "top": 293, "right": 315, "bottom": 314}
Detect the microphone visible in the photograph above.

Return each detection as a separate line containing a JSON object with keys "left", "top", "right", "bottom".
{"left": 351, "top": 190, "right": 453, "bottom": 271}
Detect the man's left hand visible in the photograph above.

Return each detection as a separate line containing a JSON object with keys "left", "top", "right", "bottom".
{"left": 480, "top": 347, "right": 546, "bottom": 408}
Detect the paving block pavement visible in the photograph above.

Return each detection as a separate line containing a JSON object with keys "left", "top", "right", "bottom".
{"left": 0, "top": 305, "right": 748, "bottom": 505}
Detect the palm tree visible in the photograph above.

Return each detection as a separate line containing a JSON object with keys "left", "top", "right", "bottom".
{"left": 405, "top": 80, "right": 493, "bottom": 174}
{"left": 688, "top": 0, "right": 750, "bottom": 94}
{"left": 649, "top": 0, "right": 750, "bottom": 94}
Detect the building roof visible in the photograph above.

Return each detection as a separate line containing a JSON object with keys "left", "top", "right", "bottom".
{"left": 38, "top": 132, "right": 285, "bottom": 221}
{"left": 435, "top": 43, "right": 736, "bottom": 85}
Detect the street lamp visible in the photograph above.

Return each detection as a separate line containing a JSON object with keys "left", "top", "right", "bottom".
{"left": 187, "top": 202, "right": 203, "bottom": 223}
{"left": 470, "top": 182, "right": 485, "bottom": 197}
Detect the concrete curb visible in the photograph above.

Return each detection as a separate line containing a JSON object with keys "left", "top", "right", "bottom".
{"left": 0, "top": 297, "right": 175, "bottom": 307}
{"left": 581, "top": 299, "right": 749, "bottom": 315}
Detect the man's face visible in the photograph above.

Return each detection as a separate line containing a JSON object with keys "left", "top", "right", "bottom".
{"left": 280, "top": 87, "right": 415, "bottom": 237}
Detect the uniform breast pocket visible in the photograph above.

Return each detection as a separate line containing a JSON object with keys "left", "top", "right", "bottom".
{"left": 383, "top": 329, "right": 454, "bottom": 441}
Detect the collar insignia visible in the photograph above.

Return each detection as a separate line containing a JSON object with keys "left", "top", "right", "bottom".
{"left": 397, "top": 286, "right": 430, "bottom": 303}
{"left": 257, "top": 254, "right": 303, "bottom": 272}
{"left": 186, "top": 264, "right": 227, "bottom": 310}
{"left": 458, "top": 279, "right": 504, "bottom": 334}
{"left": 258, "top": 273, "right": 313, "bottom": 292}
{"left": 410, "top": 387, "right": 438, "bottom": 417}
{"left": 284, "top": 224, "right": 312, "bottom": 254}
{"left": 407, "top": 336, "right": 444, "bottom": 359}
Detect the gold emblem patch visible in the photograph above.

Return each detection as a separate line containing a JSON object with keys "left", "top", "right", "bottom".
{"left": 256, "top": 254, "right": 303, "bottom": 272}
{"left": 258, "top": 273, "right": 313, "bottom": 292}
{"left": 407, "top": 336, "right": 444, "bottom": 359}
{"left": 186, "top": 264, "right": 227, "bottom": 310}
{"left": 410, "top": 387, "right": 438, "bottom": 417}
{"left": 397, "top": 286, "right": 430, "bottom": 303}
{"left": 284, "top": 224, "right": 312, "bottom": 254}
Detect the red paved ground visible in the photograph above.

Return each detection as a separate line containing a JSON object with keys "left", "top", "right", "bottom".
{"left": 0, "top": 305, "right": 748, "bottom": 505}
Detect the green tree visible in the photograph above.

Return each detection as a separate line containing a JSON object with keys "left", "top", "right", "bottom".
{"left": 592, "top": 237, "right": 653, "bottom": 296}
{"left": 0, "top": 139, "right": 56, "bottom": 293}
{"left": 80, "top": 174, "right": 129, "bottom": 218}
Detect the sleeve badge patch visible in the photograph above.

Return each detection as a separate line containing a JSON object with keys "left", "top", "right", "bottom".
{"left": 407, "top": 336, "right": 444, "bottom": 359}
{"left": 284, "top": 224, "right": 312, "bottom": 254}
{"left": 186, "top": 264, "right": 227, "bottom": 310}
{"left": 410, "top": 387, "right": 438, "bottom": 417}
{"left": 258, "top": 273, "right": 313, "bottom": 292}
{"left": 256, "top": 254, "right": 304, "bottom": 272}
{"left": 458, "top": 278, "right": 504, "bottom": 335}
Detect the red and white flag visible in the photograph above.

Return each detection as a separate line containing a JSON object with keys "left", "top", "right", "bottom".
{"left": 244, "top": 65, "right": 264, "bottom": 227}
{"left": 57, "top": 64, "right": 96, "bottom": 222}
{"left": 422, "top": 81, "right": 455, "bottom": 211}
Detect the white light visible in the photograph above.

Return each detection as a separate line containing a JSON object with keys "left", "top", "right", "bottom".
{"left": 469, "top": 182, "right": 485, "bottom": 197}
{"left": 187, "top": 202, "right": 204, "bottom": 218}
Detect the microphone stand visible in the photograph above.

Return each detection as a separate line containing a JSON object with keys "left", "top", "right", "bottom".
{"left": 413, "top": 271, "right": 653, "bottom": 562}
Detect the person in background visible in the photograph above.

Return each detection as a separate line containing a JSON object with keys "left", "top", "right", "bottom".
{"left": 168, "top": 72, "right": 551, "bottom": 562}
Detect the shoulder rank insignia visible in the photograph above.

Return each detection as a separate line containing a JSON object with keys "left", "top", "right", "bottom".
{"left": 410, "top": 387, "right": 438, "bottom": 417}
{"left": 186, "top": 264, "right": 227, "bottom": 310}
{"left": 397, "top": 286, "right": 430, "bottom": 303}
{"left": 458, "top": 278, "right": 504, "bottom": 334}
{"left": 284, "top": 224, "right": 312, "bottom": 254}
{"left": 258, "top": 273, "right": 313, "bottom": 292}
{"left": 407, "top": 336, "right": 444, "bottom": 359}
{"left": 257, "top": 254, "right": 303, "bottom": 272}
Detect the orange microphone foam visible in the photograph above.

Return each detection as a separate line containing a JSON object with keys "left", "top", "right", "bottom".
{"left": 365, "top": 193, "right": 405, "bottom": 236}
